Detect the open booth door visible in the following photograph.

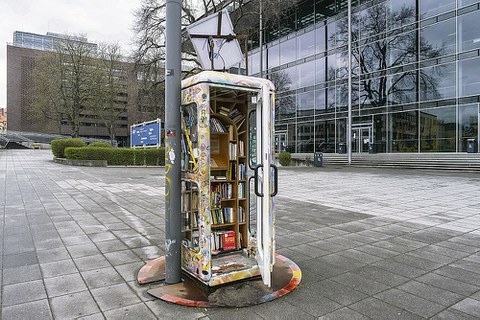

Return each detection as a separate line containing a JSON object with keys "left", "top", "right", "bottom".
{"left": 249, "top": 84, "right": 277, "bottom": 287}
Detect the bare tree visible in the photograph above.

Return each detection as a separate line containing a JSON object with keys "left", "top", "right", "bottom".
{"left": 31, "top": 35, "right": 97, "bottom": 137}
{"left": 90, "top": 43, "right": 128, "bottom": 144}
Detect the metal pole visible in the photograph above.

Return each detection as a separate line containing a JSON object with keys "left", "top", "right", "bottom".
{"left": 259, "top": 0, "right": 263, "bottom": 77}
{"left": 165, "top": 0, "right": 182, "bottom": 284}
{"left": 347, "top": 0, "right": 352, "bottom": 165}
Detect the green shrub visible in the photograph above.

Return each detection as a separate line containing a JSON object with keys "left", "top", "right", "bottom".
{"left": 64, "top": 147, "right": 165, "bottom": 166}
{"left": 51, "top": 138, "right": 86, "bottom": 158}
{"left": 88, "top": 141, "right": 113, "bottom": 148}
{"left": 278, "top": 151, "right": 291, "bottom": 166}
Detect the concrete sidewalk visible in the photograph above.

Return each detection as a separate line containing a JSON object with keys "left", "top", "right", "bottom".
{"left": 1, "top": 150, "right": 480, "bottom": 319}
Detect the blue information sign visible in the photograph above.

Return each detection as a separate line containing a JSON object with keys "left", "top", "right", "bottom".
{"left": 131, "top": 119, "right": 161, "bottom": 148}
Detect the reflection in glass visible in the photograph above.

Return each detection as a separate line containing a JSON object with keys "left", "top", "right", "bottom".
{"left": 280, "top": 38, "right": 296, "bottom": 65}
{"left": 296, "top": 121, "right": 314, "bottom": 152}
{"left": 387, "top": 0, "right": 416, "bottom": 30}
{"left": 459, "top": 0, "right": 480, "bottom": 7}
{"left": 268, "top": 70, "right": 292, "bottom": 93}
{"left": 316, "top": 57, "right": 325, "bottom": 84}
{"left": 420, "top": 18, "right": 456, "bottom": 59}
{"left": 359, "top": 5, "right": 385, "bottom": 40}
{"left": 359, "top": 77, "right": 387, "bottom": 108}
{"left": 315, "top": 89, "right": 326, "bottom": 113}
{"left": 388, "top": 31, "right": 417, "bottom": 65}
{"left": 297, "top": 29, "right": 315, "bottom": 59}
{"left": 458, "top": 104, "right": 478, "bottom": 152}
{"left": 297, "top": 61, "right": 316, "bottom": 88}
{"left": 420, "top": 107, "right": 456, "bottom": 152}
{"left": 420, "top": 0, "right": 455, "bottom": 19}
{"left": 389, "top": 111, "right": 418, "bottom": 152}
{"left": 276, "top": 95, "right": 296, "bottom": 120}
{"left": 249, "top": 51, "right": 259, "bottom": 75}
{"left": 420, "top": 62, "right": 456, "bottom": 101}
{"left": 283, "top": 65, "right": 298, "bottom": 90}
{"left": 388, "top": 72, "right": 417, "bottom": 105}
{"left": 297, "top": 91, "right": 315, "bottom": 118}
{"left": 373, "top": 114, "right": 387, "bottom": 153}
{"left": 458, "top": 10, "right": 480, "bottom": 52}
{"left": 327, "top": 21, "right": 336, "bottom": 50}
{"left": 267, "top": 44, "right": 279, "bottom": 70}
{"left": 459, "top": 57, "right": 480, "bottom": 97}
{"left": 316, "top": 25, "right": 326, "bottom": 53}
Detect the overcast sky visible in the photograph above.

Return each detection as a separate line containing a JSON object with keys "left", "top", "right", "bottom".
{"left": 0, "top": 0, "right": 141, "bottom": 110}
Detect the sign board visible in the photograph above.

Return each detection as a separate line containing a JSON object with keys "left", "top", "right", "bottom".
{"left": 130, "top": 119, "right": 162, "bottom": 148}
{"left": 187, "top": 9, "right": 243, "bottom": 70}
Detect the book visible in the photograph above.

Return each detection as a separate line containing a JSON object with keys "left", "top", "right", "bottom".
{"left": 221, "top": 231, "right": 236, "bottom": 251}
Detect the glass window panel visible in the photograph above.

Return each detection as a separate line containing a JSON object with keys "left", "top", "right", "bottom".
{"left": 458, "top": 10, "right": 480, "bottom": 52}
{"left": 336, "top": 84, "right": 349, "bottom": 110}
{"left": 420, "top": 18, "right": 456, "bottom": 60}
{"left": 296, "top": 121, "right": 315, "bottom": 153}
{"left": 420, "top": 107, "right": 456, "bottom": 152}
{"left": 297, "top": 61, "right": 316, "bottom": 88}
{"left": 326, "top": 52, "right": 347, "bottom": 81}
{"left": 267, "top": 44, "right": 279, "bottom": 69}
{"left": 315, "top": 89, "right": 326, "bottom": 112}
{"left": 458, "top": 104, "right": 478, "bottom": 152}
{"left": 459, "top": 56, "right": 480, "bottom": 97}
{"left": 327, "top": 21, "right": 336, "bottom": 50}
{"left": 387, "top": 0, "right": 416, "bottom": 30}
{"left": 316, "top": 56, "right": 326, "bottom": 84}
{"left": 358, "top": 41, "right": 386, "bottom": 75}
{"left": 373, "top": 114, "right": 387, "bottom": 153}
{"left": 268, "top": 70, "right": 292, "bottom": 92}
{"left": 388, "top": 31, "right": 417, "bottom": 66}
{"left": 389, "top": 111, "right": 419, "bottom": 152}
{"left": 276, "top": 95, "right": 296, "bottom": 120}
{"left": 297, "top": 30, "right": 315, "bottom": 59}
{"left": 327, "top": 86, "right": 335, "bottom": 109}
{"left": 388, "top": 72, "right": 417, "bottom": 105}
{"left": 316, "top": 25, "right": 326, "bottom": 53}
{"left": 315, "top": 120, "right": 336, "bottom": 152}
{"left": 420, "top": 62, "right": 456, "bottom": 101}
{"left": 359, "top": 76, "right": 387, "bottom": 108}
{"left": 335, "top": 17, "right": 348, "bottom": 46}
{"left": 249, "top": 51, "right": 260, "bottom": 75}
{"left": 297, "top": 91, "right": 315, "bottom": 117}
{"left": 420, "top": 0, "right": 455, "bottom": 19}
{"left": 283, "top": 65, "right": 298, "bottom": 90}
{"left": 297, "top": 0, "right": 315, "bottom": 30}
{"left": 459, "top": 0, "right": 480, "bottom": 7}
{"left": 336, "top": 118, "right": 347, "bottom": 151}
{"left": 280, "top": 38, "right": 296, "bottom": 65}
{"left": 359, "top": 5, "right": 386, "bottom": 40}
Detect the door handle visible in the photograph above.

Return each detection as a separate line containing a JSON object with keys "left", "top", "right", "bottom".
{"left": 270, "top": 164, "right": 278, "bottom": 197}
{"left": 254, "top": 164, "right": 263, "bottom": 197}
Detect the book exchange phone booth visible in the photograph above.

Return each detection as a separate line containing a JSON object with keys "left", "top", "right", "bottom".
{"left": 180, "top": 71, "right": 277, "bottom": 287}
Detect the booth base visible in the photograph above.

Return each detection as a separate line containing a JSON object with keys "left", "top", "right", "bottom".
{"left": 137, "top": 254, "right": 301, "bottom": 308}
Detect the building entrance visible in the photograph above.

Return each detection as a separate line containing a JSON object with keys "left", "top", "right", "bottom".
{"left": 352, "top": 125, "right": 372, "bottom": 153}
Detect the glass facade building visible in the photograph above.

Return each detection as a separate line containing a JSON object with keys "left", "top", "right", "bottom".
{"left": 246, "top": 0, "right": 480, "bottom": 153}
{"left": 13, "top": 31, "right": 97, "bottom": 52}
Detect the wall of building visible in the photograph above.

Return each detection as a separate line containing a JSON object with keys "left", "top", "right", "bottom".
{"left": 247, "top": 0, "right": 480, "bottom": 153}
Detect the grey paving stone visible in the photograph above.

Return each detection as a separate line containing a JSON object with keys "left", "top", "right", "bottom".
{"left": 353, "top": 265, "right": 409, "bottom": 287}
{"left": 91, "top": 283, "right": 142, "bottom": 312}
{"left": 350, "top": 297, "right": 423, "bottom": 320}
{"left": 131, "top": 245, "right": 164, "bottom": 261}
{"left": 36, "top": 247, "right": 71, "bottom": 263}
{"left": 375, "top": 288, "right": 446, "bottom": 318}
{"left": 50, "top": 290, "right": 100, "bottom": 319}
{"left": 67, "top": 243, "right": 101, "bottom": 258}
{"left": 311, "top": 279, "right": 368, "bottom": 306}
{"left": 391, "top": 254, "right": 444, "bottom": 271}
{"left": 318, "top": 307, "right": 369, "bottom": 320}
{"left": 3, "top": 251, "right": 38, "bottom": 268}
{"left": 371, "top": 259, "right": 427, "bottom": 279}
{"left": 431, "top": 308, "right": 480, "bottom": 320}
{"left": 40, "top": 259, "right": 78, "bottom": 278}
{"left": 398, "top": 280, "right": 463, "bottom": 306}
{"left": 81, "top": 266, "right": 124, "bottom": 289}
{"left": 434, "top": 265, "right": 480, "bottom": 286}
{"left": 451, "top": 298, "right": 480, "bottom": 318}
{"left": 287, "top": 243, "right": 330, "bottom": 258}
{"left": 355, "top": 244, "right": 400, "bottom": 259}
{"left": 285, "top": 287, "right": 342, "bottom": 317}
{"left": 74, "top": 254, "right": 111, "bottom": 271}
{"left": 115, "top": 262, "right": 145, "bottom": 282}
{"left": 88, "top": 231, "right": 117, "bottom": 242}
{"left": 336, "top": 249, "right": 383, "bottom": 264}
{"left": 1, "top": 299, "right": 52, "bottom": 320}
{"left": 3, "top": 264, "right": 42, "bottom": 285}
{"left": 44, "top": 273, "right": 87, "bottom": 297}
{"left": 62, "top": 235, "right": 93, "bottom": 246}
{"left": 103, "top": 302, "right": 157, "bottom": 320}
{"left": 416, "top": 272, "right": 479, "bottom": 297}
{"left": 104, "top": 249, "right": 142, "bottom": 266}
{"left": 122, "top": 236, "right": 152, "bottom": 249}
{"left": 96, "top": 239, "right": 129, "bottom": 253}
{"left": 331, "top": 272, "right": 389, "bottom": 295}
{"left": 2, "top": 280, "right": 47, "bottom": 307}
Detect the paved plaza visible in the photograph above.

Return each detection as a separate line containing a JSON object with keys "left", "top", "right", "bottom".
{"left": 1, "top": 149, "right": 480, "bottom": 319}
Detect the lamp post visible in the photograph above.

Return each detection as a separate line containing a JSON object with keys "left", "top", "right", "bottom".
{"left": 259, "top": 0, "right": 264, "bottom": 78}
{"left": 347, "top": 0, "right": 352, "bottom": 165}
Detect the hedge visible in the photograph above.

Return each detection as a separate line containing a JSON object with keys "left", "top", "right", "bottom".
{"left": 88, "top": 141, "right": 113, "bottom": 148}
{"left": 64, "top": 147, "right": 165, "bottom": 166}
{"left": 51, "top": 138, "right": 86, "bottom": 158}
